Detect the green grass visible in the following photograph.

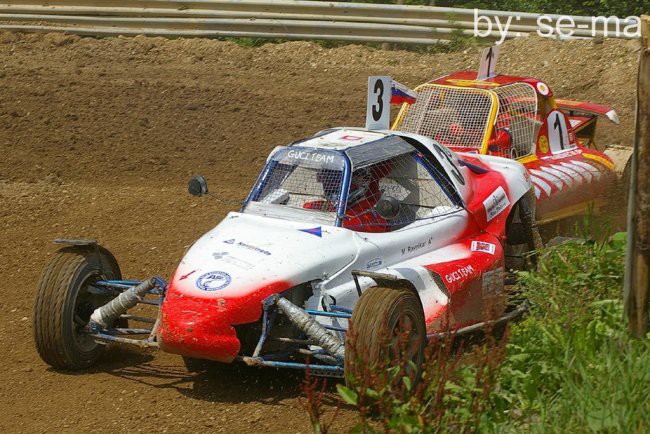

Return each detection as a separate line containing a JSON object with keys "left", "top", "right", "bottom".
{"left": 310, "top": 231, "right": 650, "bottom": 432}
{"left": 488, "top": 235, "right": 650, "bottom": 432}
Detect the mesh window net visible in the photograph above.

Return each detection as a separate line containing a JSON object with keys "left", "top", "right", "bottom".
{"left": 252, "top": 148, "right": 346, "bottom": 220}
{"left": 248, "top": 147, "right": 461, "bottom": 232}
{"left": 396, "top": 84, "right": 496, "bottom": 151}
{"left": 492, "top": 83, "right": 541, "bottom": 159}
{"left": 343, "top": 153, "right": 461, "bottom": 232}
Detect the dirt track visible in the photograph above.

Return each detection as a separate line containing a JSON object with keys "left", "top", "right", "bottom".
{"left": 0, "top": 31, "right": 640, "bottom": 432}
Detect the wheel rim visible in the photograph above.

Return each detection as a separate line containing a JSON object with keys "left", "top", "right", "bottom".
{"left": 389, "top": 310, "right": 423, "bottom": 380}
{"left": 71, "top": 271, "right": 107, "bottom": 352}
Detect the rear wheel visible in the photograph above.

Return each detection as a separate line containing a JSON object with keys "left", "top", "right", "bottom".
{"left": 345, "top": 286, "right": 426, "bottom": 395}
{"left": 33, "top": 246, "right": 122, "bottom": 370}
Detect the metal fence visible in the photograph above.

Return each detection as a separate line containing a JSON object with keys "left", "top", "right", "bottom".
{"left": 0, "top": 1, "right": 640, "bottom": 44}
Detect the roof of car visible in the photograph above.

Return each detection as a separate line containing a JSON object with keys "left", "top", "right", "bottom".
{"left": 428, "top": 71, "right": 552, "bottom": 96}
{"left": 288, "top": 128, "right": 414, "bottom": 167}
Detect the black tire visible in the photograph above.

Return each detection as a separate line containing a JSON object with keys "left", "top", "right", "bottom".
{"left": 505, "top": 190, "right": 543, "bottom": 272}
{"left": 345, "top": 286, "right": 426, "bottom": 393}
{"left": 182, "top": 357, "right": 240, "bottom": 375}
{"left": 33, "top": 246, "right": 122, "bottom": 370}
{"left": 183, "top": 356, "right": 208, "bottom": 373}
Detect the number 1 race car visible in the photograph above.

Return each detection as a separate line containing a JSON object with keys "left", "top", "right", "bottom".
{"left": 392, "top": 62, "right": 631, "bottom": 227}
{"left": 34, "top": 127, "right": 538, "bottom": 382}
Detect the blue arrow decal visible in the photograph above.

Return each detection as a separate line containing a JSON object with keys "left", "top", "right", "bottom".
{"left": 299, "top": 227, "right": 322, "bottom": 237}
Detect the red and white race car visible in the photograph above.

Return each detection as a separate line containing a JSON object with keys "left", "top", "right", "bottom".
{"left": 33, "top": 125, "right": 537, "bottom": 380}
{"left": 392, "top": 48, "right": 630, "bottom": 226}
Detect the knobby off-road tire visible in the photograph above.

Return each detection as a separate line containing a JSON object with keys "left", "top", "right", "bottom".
{"left": 33, "top": 246, "right": 122, "bottom": 370}
{"left": 182, "top": 357, "right": 240, "bottom": 375}
{"left": 345, "top": 286, "right": 426, "bottom": 393}
{"left": 505, "top": 189, "right": 543, "bottom": 272}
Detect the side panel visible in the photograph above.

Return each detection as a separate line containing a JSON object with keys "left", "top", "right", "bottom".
{"left": 319, "top": 232, "right": 505, "bottom": 334}
{"left": 524, "top": 148, "right": 616, "bottom": 224}
{"left": 421, "top": 233, "right": 505, "bottom": 330}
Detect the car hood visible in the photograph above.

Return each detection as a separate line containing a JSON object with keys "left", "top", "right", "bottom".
{"left": 167, "top": 212, "right": 357, "bottom": 303}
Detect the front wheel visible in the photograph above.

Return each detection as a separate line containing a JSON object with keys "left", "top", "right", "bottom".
{"left": 33, "top": 245, "right": 122, "bottom": 370}
{"left": 345, "top": 286, "right": 426, "bottom": 395}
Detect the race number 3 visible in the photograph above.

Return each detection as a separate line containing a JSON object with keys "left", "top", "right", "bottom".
{"left": 366, "top": 76, "right": 391, "bottom": 130}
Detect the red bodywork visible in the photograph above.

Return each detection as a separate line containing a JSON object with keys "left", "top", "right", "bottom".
{"left": 158, "top": 278, "right": 292, "bottom": 362}
{"left": 424, "top": 71, "right": 617, "bottom": 224}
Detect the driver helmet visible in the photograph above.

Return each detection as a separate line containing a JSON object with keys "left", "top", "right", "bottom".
{"left": 347, "top": 167, "right": 372, "bottom": 206}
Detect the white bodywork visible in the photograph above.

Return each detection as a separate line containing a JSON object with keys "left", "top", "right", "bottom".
{"left": 170, "top": 129, "right": 532, "bottom": 336}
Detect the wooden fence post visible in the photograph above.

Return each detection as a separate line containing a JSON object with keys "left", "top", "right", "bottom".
{"left": 624, "top": 15, "right": 650, "bottom": 338}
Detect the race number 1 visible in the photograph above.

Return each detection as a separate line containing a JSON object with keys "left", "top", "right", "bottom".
{"left": 547, "top": 111, "right": 571, "bottom": 153}
{"left": 366, "top": 76, "right": 391, "bottom": 130}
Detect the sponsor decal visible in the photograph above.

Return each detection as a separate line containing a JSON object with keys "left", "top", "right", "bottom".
{"left": 212, "top": 252, "right": 254, "bottom": 270}
{"left": 483, "top": 186, "right": 510, "bottom": 222}
{"left": 286, "top": 149, "right": 335, "bottom": 164}
{"left": 471, "top": 240, "right": 496, "bottom": 255}
{"left": 536, "top": 82, "right": 550, "bottom": 96}
{"left": 482, "top": 267, "right": 504, "bottom": 294}
{"left": 366, "top": 257, "right": 383, "bottom": 269}
{"left": 299, "top": 227, "right": 323, "bottom": 238}
{"left": 445, "top": 265, "right": 475, "bottom": 284}
{"left": 538, "top": 135, "right": 549, "bottom": 153}
{"left": 446, "top": 78, "right": 500, "bottom": 87}
{"left": 196, "top": 271, "right": 232, "bottom": 291}
{"left": 544, "top": 148, "right": 581, "bottom": 160}
{"left": 401, "top": 235, "right": 435, "bottom": 255}
{"left": 222, "top": 239, "right": 271, "bottom": 256}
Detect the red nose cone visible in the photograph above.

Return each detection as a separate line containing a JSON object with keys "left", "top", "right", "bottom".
{"left": 157, "top": 291, "right": 240, "bottom": 362}
{"left": 157, "top": 279, "right": 293, "bottom": 362}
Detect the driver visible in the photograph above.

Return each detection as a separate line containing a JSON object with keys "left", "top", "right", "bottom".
{"left": 304, "top": 163, "right": 392, "bottom": 233}
{"left": 487, "top": 128, "right": 512, "bottom": 156}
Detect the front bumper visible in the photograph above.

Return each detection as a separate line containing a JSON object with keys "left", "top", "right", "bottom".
{"left": 157, "top": 294, "right": 240, "bottom": 362}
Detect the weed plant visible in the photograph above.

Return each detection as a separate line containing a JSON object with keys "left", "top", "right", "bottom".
{"left": 304, "top": 228, "right": 650, "bottom": 432}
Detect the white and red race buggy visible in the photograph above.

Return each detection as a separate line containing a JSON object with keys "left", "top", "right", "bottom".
{"left": 33, "top": 80, "right": 538, "bottom": 381}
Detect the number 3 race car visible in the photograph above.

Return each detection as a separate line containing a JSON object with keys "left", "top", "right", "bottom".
{"left": 33, "top": 124, "right": 539, "bottom": 381}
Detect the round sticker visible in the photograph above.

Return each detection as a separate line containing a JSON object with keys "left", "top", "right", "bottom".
{"left": 538, "top": 135, "right": 549, "bottom": 154}
{"left": 536, "top": 82, "right": 550, "bottom": 96}
{"left": 196, "top": 271, "right": 232, "bottom": 291}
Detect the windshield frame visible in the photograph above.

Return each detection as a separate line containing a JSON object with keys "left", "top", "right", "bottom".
{"left": 243, "top": 146, "right": 352, "bottom": 227}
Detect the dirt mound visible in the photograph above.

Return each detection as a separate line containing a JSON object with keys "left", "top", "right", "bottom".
{"left": 0, "top": 31, "right": 640, "bottom": 432}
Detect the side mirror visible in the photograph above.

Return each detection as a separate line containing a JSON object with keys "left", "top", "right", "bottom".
{"left": 374, "top": 197, "right": 401, "bottom": 220}
{"left": 188, "top": 175, "right": 209, "bottom": 197}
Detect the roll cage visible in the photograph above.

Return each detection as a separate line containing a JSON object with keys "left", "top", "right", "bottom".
{"left": 242, "top": 133, "right": 464, "bottom": 228}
